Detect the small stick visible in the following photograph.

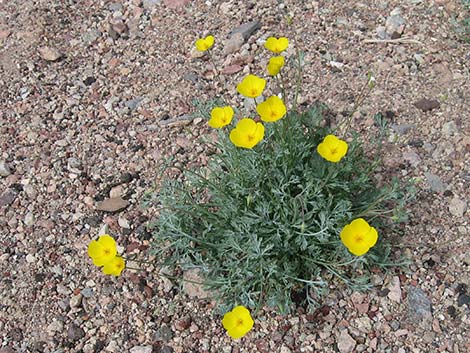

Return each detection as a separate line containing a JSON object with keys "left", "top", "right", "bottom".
{"left": 363, "top": 37, "right": 424, "bottom": 45}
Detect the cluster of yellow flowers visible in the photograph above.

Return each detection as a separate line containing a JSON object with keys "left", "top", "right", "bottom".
{"left": 87, "top": 235, "right": 125, "bottom": 276}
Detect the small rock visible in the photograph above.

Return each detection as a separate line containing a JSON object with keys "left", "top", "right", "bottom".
{"left": 224, "top": 32, "right": 245, "bottom": 54}
{"left": 26, "top": 254, "right": 36, "bottom": 263}
{"left": 457, "top": 293, "right": 470, "bottom": 307}
{"left": 424, "top": 172, "right": 446, "bottom": 193}
{"left": 70, "top": 294, "right": 82, "bottom": 308}
{"left": 130, "top": 345, "right": 153, "bottom": 353}
{"left": 0, "top": 347, "right": 16, "bottom": 353}
{"left": 39, "top": 46, "right": 63, "bottom": 61}
{"left": 388, "top": 276, "right": 402, "bottom": 302}
{"left": 0, "top": 160, "right": 11, "bottom": 176}
{"left": 110, "top": 185, "right": 124, "bottom": 198}
{"left": 230, "top": 20, "right": 261, "bottom": 40}
{"left": 182, "top": 269, "right": 211, "bottom": 299}
{"left": 174, "top": 317, "right": 191, "bottom": 331}
{"left": 280, "top": 345, "right": 292, "bottom": 353}
{"left": 448, "top": 197, "right": 467, "bottom": 217}
{"left": 160, "top": 347, "right": 174, "bottom": 353}
{"left": 118, "top": 217, "right": 130, "bottom": 228}
{"left": 407, "top": 286, "right": 432, "bottom": 330}
{"left": 47, "top": 320, "right": 64, "bottom": 334}
{"left": 414, "top": 98, "right": 440, "bottom": 112}
{"left": 441, "top": 121, "right": 458, "bottom": 136}
{"left": 67, "top": 324, "right": 85, "bottom": 341}
{"left": 385, "top": 8, "right": 406, "bottom": 39}
{"left": 163, "top": 0, "right": 190, "bottom": 9}
{"left": 96, "top": 197, "right": 129, "bottom": 212}
{"left": 81, "top": 287, "right": 94, "bottom": 298}
{"left": 0, "top": 188, "right": 17, "bottom": 207}
{"left": 391, "top": 123, "right": 416, "bottom": 135}
{"left": 402, "top": 150, "right": 421, "bottom": 167}
{"left": 222, "top": 64, "right": 243, "bottom": 75}
{"left": 143, "top": 0, "right": 161, "bottom": 9}
{"left": 337, "top": 330, "right": 356, "bottom": 353}
{"left": 153, "top": 325, "right": 174, "bottom": 342}
{"left": 24, "top": 211, "right": 34, "bottom": 226}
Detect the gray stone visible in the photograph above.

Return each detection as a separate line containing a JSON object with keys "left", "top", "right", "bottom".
{"left": 81, "top": 287, "right": 94, "bottom": 298}
{"left": 0, "top": 160, "right": 11, "bottom": 176}
{"left": 448, "top": 197, "right": 467, "bottom": 218}
{"left": 224, "top": 32, "right": 244, "bottom": 54}
{"left": 424, "top": 172, "right": 446, "bottom": 193}
{"left": 24, "top": 211, "right": 34, "bottom": 226}
{"left": 0, "top": 347, "right": 16, "bottom": 353}
{"left": 67, "top": 324, "right": 85, "bottom": 341}
{"left": 407, "top": 286, "right": 432, "bottom": 330}
{"left": 125, "top": 97, "right": 143, "bottom": 110}
{"left": 387, "top": 276, "right": 402, "bottom": 303}
{"left": 414, "top": 98, "right": 440, "bottom": 112}
{"left": 402, "top": 150, "right": 421, "bottom": 167}
{"left": 143, "top": 0, "right": 161, "bottom": 9}
{"left": 442, "top": 121, "right": 458, "bottom": 136}
{"left": 160, "top": 347, "right": 174, "bottom": 353}
{"left": 391, "top": 124, "right": 416, "bottom": 135}
{"left": 337, "top": 330, "right": 356, "bottom": 353}
{"left": 153, "top": 325, "right": 174, "bottom": 342}
{"left": 0, "top": 189, "right": 17, "bottom": 207}
{"left": 96, "top": 197, "right": 129, "bottom": 212}
{"left": 230, "top": 20, "right": 261, "bottom": 40}
{"left": 385, "top": 8, "right": 406, "bottom": 39}
{"left": 130, "top": 346, "right": 153, "bottom": 353}
{"left": 108, "top": 2, "right": 123, "bottom": 11}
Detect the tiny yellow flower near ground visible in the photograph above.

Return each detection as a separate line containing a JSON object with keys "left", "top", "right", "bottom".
{"left": 208, "top": 106, "right": 234, "bottom": 128}
{"left": 229, "top": 118, "right": 265, "bottom": 149}
{"left": 317, "top": 134, "right": 348, "bottom": 163}
{"left": 265, "top": 37, "right": 289, "bottom": 54}
{"left": 340, "top": 218, "right": 378, "bottom": 256}
{"left": 267, "top": 56, "right": 285, "bottom": 76}
{"left": 222, "top": 305, "right": 254, "bottom": 339}
{"left": 257, "top": 96, "right": 287, "bottom": 123}
{"left": 102, "top": 255, "right": 126, "bottom": 276}
{"left": 195, "top": 35, "right": 215, "bottom": 51}
{"left": 236, "top": 74, "right": 266, "bottom": 98}
{"left": 87, "top": 235, "right": 117, "bottom": 267}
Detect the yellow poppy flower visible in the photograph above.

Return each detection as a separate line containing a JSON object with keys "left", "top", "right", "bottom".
{"left": 222, "top": 305, "right": 254, "bottom": 339}
{"left": 256, "top": 96, "right": 286, "bottom": 123}
{"left": 102, "top": 256, "right": 126, "bottom": 276}
{"left": 267, "top": 56, "right": 285, "bottom": 76}
{"left": 264, "top": 37, "right": 289, "bottom": 54}
{"left": 236, "top": 74, "right": 266, "bottom": 98}
{"left": 87, "top": 235, "right": 117, "bottom": 267}
{"left": 317, "top": 135, "right": 348, "bottom": 163}
{"left": 208, "top": 106, "right": 234, "bottom": 128}
{"left": 340, "top": 218, "right": 378, "bottom": 256}
{"left": 229, "top": 118, "right": 265, "bottom": 149}
{"left": 195, "top": 35, "right": 215, "bottom": 52}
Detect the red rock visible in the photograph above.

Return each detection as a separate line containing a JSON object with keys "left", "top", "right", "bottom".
{"left": 222, "top": 64, "right": 243, "bottom": 75}
{"left": 163, "top": 0, "right": 191, "bottom": 9}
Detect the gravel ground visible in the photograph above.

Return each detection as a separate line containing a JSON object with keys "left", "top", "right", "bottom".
{"left": 1, "top": 0, "right": 469, "bottom": 352}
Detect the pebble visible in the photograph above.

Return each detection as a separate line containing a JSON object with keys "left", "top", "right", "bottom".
{"left": 153, "top": 325, "right": 174, "bottom": 342}
{"left": 24, "top": 211, "right": 34, "bottom": 226}
{"left": 442, "top": 121, "right": 458, "bottom": 136}
{"left": 407, "top": 286, "right": 432, "bottom": 330}
{"left": 38, "top": 46, "right": 63, "bottom": 61}
{"left": 385, "top": 8, "right": 406, "bottom": 39}
{"left": 0, "top": 160, "right": 11, "bottom": 176}
{"left": 67, "top": 324, "right": 85, "bottom": 341}
{"left": 160, "top": 347, "right": 174, "bottom": 353}
{"left": 229, "top": 20, "right": 261, "bottom": 40}
{"left": 224, "top": 32, "right": 245, "bottom": 54}
{"left": 414, "top": 98, "right": 440, "bottom": 112}
{"left": 96, "top": 197, "right": 130, "bottom": 212}
{"left": 143, "top": 0, "right": 161, "bottom": 9}
{"left": 0, "top": 188, "right": 17, "bottom": 207}
{"left": 81, "top": 287, "right": 94, "bottom": 298}
{"left": 26, "top": 254, "right": 36, "bottom": 263}
{"left": 130, "top": 345, "right": 153, "bottom": 353}
{"left": 118, "top": 217, "right": 130, "bottom": 228}
{"left": 424, "top": 172, "right": 446, "bottom": 193}
{"left": 388, "top": 276, "right": 402, "bottom": 303}
{"left": 182, "top": 269, "right": 211, "bottom": 299}
{"left": 337, "top": 330, "right": 356, "bottom": 353}
{"left": 448, "top": 197, "right": 467, "bottom": 217}
{"left": 163, "top": 0, "right": 191, "bottom": 9}
{"left": 47, "top": 320, "right": 64, "bottom": 334}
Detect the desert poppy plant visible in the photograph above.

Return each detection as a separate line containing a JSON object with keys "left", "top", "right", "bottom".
{"left": 257, "top": 96, "right": 286, "bottom": 122}
{"left": 340, "top": 218, "right": 378, "bottom": 256}
{"left": 265, "top": 36, "right": 289, "bottom": 54}
{"left": 222, "top": 305, "right": 254, "bottom": 339}
{"left": 195, "top": 35, "right": 215, "bottom": 51}
{"left": 87, "top": 235, "right": 117, "bottom": 266}
{"left": 267, "top": 56, "right": 285, "bottom": 76}
{"left": 229, "top": 118, "right": 265, "bottom": 149}
{"left": 209, "top": 106, "right": 234, "bottom": 128}
{"left": 236, "top": 74, "right": 266, "bottom": 98}
{"left": 317, "top": 134, "right": 348, "bottom": 163}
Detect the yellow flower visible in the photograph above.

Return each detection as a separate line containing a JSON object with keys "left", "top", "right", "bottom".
{"left": 317, "top": 135, "right": 348, "bottom": 163}
{"left": 340, "top": 218, "right": 378, "bottom": 256}
{"left": 256, "top": 96, "right": 286, "bottom": 122}
{"left": 229, "top": 118, "right": 265, "bottom": 149}
{"left": 222, "top": 305, "right": 254, "bottom": 339}
{"left": 87, "top": 235, "right": 117, "bottom": 267}
{"left": 236, "top": 74, "right": 266, "bottom": 98}
{"left": 102, "top": 256, "right": 126, "bottom": 276}
{"left": 264, "top": 37, "right": 289, "bottom": 54}
{"left": 195, "top": 35, "right": 215, "bottom": 51}
{"left": 267, "top": 56, "right": 285, "bottom": 76}
{"left": 208, "top": 106, "right": 234, "bottom": 128}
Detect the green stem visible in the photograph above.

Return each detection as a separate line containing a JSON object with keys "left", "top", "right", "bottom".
{"left": 292, "top": 49, "right": 303, "bottom": 113}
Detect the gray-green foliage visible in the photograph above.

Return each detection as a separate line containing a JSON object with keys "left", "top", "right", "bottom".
{"left": 150, "top": 104, "right": 413, "bottom": 313}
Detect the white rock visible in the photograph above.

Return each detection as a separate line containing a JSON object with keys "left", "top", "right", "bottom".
{"left": 0, "top": 160, "right": 11, "bottom": 177}
{"left": 449, "top": 197, "right": 467, "bottom": 218}
{"left": 39, "top": 46, "right": 63, "bottom": 61}
{"left": 129, "top": 346, "right": 153, "bottom": 353}
{"left": 24, "top": 211, "right": 34, "bottom": 226}
{"left": 118, "top": 217, "right": 130, "bottom": 228}
{"left": 26, "top": 254, "right": 36, "bottom": 263}
{"left": 70, "top": 294, "right": 82, "bottom": 308}
{"left": 47, "top": 320, "right": 64, "bottom": 334}
{"left": 388, "top": 276, "right": 402, "bottom": 303}
{"left": 337, "top": 330, "right": 356, "bottom": 353}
